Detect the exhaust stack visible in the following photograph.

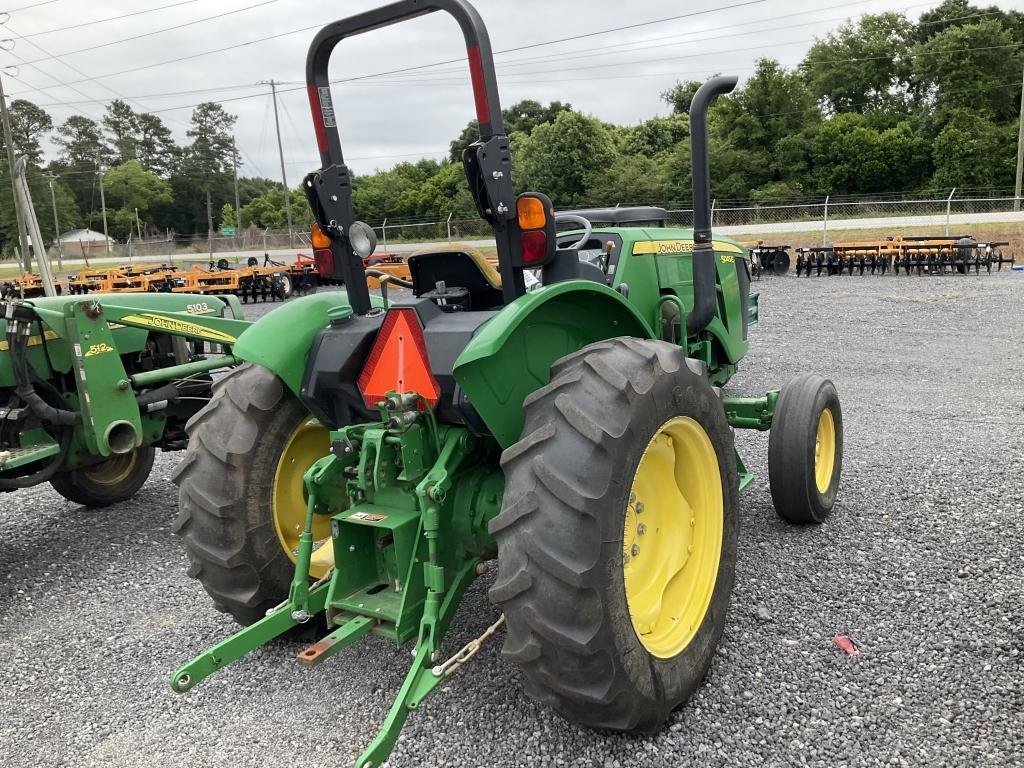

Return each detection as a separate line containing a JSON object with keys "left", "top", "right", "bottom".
{"left": 686, "top": 75, "right": 737, "bottom": 336}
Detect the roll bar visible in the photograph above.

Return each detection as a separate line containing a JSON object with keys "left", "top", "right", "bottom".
{"left": 303, "top": 0, "right": 523, "bottom": 315}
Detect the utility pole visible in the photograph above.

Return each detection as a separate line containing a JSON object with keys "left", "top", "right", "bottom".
{"left": 97, "top": 163, "right": 111, "bottom": 255}
{"left": 1015, "top": 59, "right": 1024, "bottom": 212}
{"left": 261, "top": 79, "right": 293, "bottom": 246}
{"left": 12, "top": 158, "right": 55, "bottom": 296}
{"left": 207, "top": 189, "right": 214, "bottom": 259}
{"left": 44, "top": 172, "right": 63, "bottom": 270}
{"left": 231, "top": 135, "right": 241, "bottom": 232}
{"left": 0, "top": 73, "right": 30, "bottom": 271}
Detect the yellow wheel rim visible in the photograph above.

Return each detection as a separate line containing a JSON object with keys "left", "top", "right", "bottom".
{"left": 623, "top": 416, "right": 723, "bottom": 659}
{"left": 272, "top": 418, "right": 334, "bottom": 578}
{"left": 83, "top": 452, "right": 137, "bottom": 485}
{"left": 814, "top": 408, "right": 836, "bottom": 494}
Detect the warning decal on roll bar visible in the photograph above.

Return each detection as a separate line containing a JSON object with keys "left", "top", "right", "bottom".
{"left": 318, "top": 86, "right": 336, "bottom": 127}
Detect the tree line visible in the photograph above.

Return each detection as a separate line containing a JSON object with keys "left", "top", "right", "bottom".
{"left": 0, "top": 97, "right": 309, "bottom": 256}
{"left": 354, "top": 0, "right": 1024, "bottom": 223}
{"left": 1, "top": 0, "right": 1020, "bottom": 256}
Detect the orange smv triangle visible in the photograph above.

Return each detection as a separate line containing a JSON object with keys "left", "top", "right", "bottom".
{"left": 358, "top": 308, "right": 440, "bottom": 408}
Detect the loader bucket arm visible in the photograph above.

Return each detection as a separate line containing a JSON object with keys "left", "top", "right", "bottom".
{"left": 303, "top": 0, "right": 524, "bottom": 315}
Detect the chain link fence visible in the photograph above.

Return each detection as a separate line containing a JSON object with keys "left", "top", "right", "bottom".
{"left": 667, "top": 192, "right": 1022, "bottom": 230}
{"left": 374, "top": 190, "right": 1024, "bottom": 246}
{"left": 6, "top": 191, "right": 1020, "bottom": 268}
{"left": 1, "top": 225, "right": 314, "bottom": 267}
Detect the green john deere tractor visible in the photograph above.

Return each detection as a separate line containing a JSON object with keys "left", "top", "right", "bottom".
{"left": 0, "top": 292, "right": 250, "bottom": 505}
{"left": 170, "top": 1, "right": 844, "bottom": 765}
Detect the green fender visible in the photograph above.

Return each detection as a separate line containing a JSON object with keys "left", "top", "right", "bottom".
{"left": 232, "top": 290, "right": 382, "bottom": 396}
{"left": 453, "top": 280, "right": 655, "bottom": 448}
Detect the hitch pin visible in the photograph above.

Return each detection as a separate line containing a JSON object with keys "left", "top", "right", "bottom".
{"left": 384, "top": 392, "right": 420, "bottom": 411}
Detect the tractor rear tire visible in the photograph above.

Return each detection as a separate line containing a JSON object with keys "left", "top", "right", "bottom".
{"left": 172, "top": 363, "right": 331, "bottom": 627}
{"left": 490, "top": 337, "right": 738, "bottom": 732}
{"left": 767, "top": 373, "right": 843, "bottom": 524}
{"left": 50, "top": 446, "right": 155, "bottom": 507}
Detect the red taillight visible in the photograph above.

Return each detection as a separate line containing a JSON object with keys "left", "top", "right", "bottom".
{"left": 313, "top": 248, "right": 334, "bottom": 276}
{"left": 521, "top": 230, "right": 549, "bottom": 265}
{"left": 514, "top": 192, "right": 555, "bottom": 268}
{"left": 357, "top": 308, "right": 440, "bottom": 408}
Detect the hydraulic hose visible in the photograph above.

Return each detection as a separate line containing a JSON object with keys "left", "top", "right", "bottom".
{"left": 686, "top": 75, "right": 737, "bottom": 337}
{"left": 135, "top": 381, "right": 181, "bottom": 409}
{"left": 7, "top": 323, "right": 81, "bottom": 426}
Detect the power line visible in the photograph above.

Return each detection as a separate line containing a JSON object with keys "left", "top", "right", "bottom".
{"left": 56, "top": 80, "right": 1024, "bottom": 182}
{"left": 3, "top": 29, "right": 127, "bottom": 117}
{"left": 16, "top": 0, "right": 1021, "bottom": 183}
{"left": 18, "top": 0, "right": 203, "bottom": 39}
{"left": 8, "top": 19, "right": 327, "bottom": 97}
{"left": 282, "top": 150, "right": 449, "bottom": 165}
{"left": 26, "top": 31, "right": 1022, "bottom": 120}
{"left": 6, "top": 0, "right": 1018, "bottom": 103}
{"left": 237, "top": 145, "right": 266, "bottom": 179}
{"left": 6, "top": 0, "right": 763, "bottom": 97}
{"left": 440, "top": 0, "right": 999, "bottom": 74}
{"left": 3, "top": 18, "right": 190, "bottom": 128}
{"left": 400, "top": 0, "right": 940, "bottom": 77}
{"left": 253, "top": 92, "right": 271, "bottom": 176}
{"left": 19, "top": 0, "right": 934, "bottom": 109}
{"left": 73, "top": 11, "right": 1024, "bottom": 115}
{"left": 278, "top": 91, "right": 306, "bottom": 157}
{"left": 808, "top": 40, "right": 1022, "bottom": 67}
{"left": 15, "top": 0, "right": 281, "bottom": 67}
{"left": 3, "top": 68, "right": 102, "bottom": 121}
{"left": 0, "top": 0, "right": 59, "bottom": 12}
{"left": 32, "top": 83, "right": 267, "bottom": 108}
{"left": 754, "top": 77, "right": 1024, "bottom": 118}
{"left": 310, "top": 0, "right": 769, "bottom": 87}
{"left": 334, "top": 37, "right": 1024, "bottom": 87}
{"left": 500, "top": 0, "right": 768, "bottom": 57}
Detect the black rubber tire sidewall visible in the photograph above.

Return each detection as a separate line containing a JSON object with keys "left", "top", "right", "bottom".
{"left": 172, "top": 364, "right": 323, "bottom": 627}
{"left": 490, "top": 337, "right": 739, "bottom": 732}
{"left": 605, "top": 357, "right": 738, "bottom": 724}
{"left": 767, "top": 373, "right": 843, "bottom": 524}
{"left": 50, "top": 446, "right": 156, "bottom": 507}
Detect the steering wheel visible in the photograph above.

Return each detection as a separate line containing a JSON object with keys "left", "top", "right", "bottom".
{"left": 553, "top": 213, "right": 592, "bottom": 251}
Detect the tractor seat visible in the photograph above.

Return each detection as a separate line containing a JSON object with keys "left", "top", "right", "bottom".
{"left": 408, "top": 243, "right": 504, "bottom": 311}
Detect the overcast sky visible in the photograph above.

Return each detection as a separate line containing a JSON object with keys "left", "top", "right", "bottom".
{"left": 4, "top": 0, "right": 1021, "bottom": 180}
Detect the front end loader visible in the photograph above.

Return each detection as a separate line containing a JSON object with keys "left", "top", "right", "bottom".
{"left": 171, "top": 2, "right": 845, "bottom": 765}
{"left": 1, "top": 292, "right": 252, "bottom": 505}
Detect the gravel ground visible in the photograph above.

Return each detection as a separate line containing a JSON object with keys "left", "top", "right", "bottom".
{"left": 2, "top": 275, "right": 1023, "bottom": 767}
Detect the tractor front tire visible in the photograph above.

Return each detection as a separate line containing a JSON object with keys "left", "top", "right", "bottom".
{"left": 767, "top": 373, "right": 843, "bottom": 524}
{"left": 490, "top": 337, "right": 738, "bottom": 731}
{"left": 50, "top": 446, "right": 156, "bottom": 507}
{"left": 172, "top": 363, "right": 331, "bottom": 627}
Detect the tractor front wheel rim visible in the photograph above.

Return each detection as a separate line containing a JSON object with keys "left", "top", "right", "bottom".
{"left": 814, "top": 408, "right": 836, "bottom": 494}
{"left": 272, "top": 418, "right": 333, "bottom": 578}
{"left": 83, "top": 452, "right": 138, "bottom": 485}
{"left": 623, "top": 416, "right": 723, "bottom": 659}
